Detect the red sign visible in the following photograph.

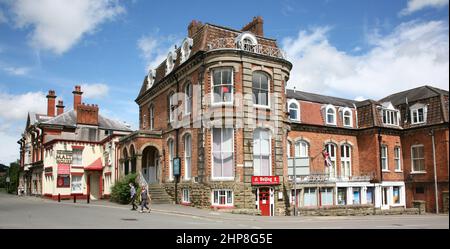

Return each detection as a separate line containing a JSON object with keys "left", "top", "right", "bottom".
{"left": 251, "top": 176, "right": 280, "bottom": 185}
{"left": 57, "top": 164, "right": 70, "bottom": 175}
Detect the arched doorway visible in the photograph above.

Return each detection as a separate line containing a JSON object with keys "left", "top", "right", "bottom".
{"left": 123, "top": 148, "right": 129, "bottom": 175}
{"left": 130, "top": 145, "right": 136, "bottom": 173}
{"left": 142, "top": 146, "right": 160, "bottom": 184}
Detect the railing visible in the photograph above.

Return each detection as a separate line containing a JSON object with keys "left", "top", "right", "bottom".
{"left": 206, "top": 38, "right": 286, "bottom": 59}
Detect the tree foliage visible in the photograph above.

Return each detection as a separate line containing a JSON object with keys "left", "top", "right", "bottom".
{"left": 110, "top": 173, "right": 137, "bottom": 204}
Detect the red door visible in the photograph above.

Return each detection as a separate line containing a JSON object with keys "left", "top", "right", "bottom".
{"left": 259, "top": 188, "right": 270, "bottom": 216}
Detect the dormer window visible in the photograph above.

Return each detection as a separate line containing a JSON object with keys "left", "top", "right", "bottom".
{"left": 166, "top": 51, "right": 177, "bottom": 75}
{"left": 381, "top": 102, "right": 400, "bottom": 126}
{"left": 288, "top": 99, "right": 300, "bottom": 121}
{"left": 181, "top": 38, "right": 193, "bottom": 63}
{"left": 342, "top": 107, "right": 353, "bottom": 127}
{"left": 146, "top": 69, "right": 156, "bottom": 90}
{"left": 325, "top": 105, "right": 336, "bottom": 125}
{"left": 410, "top": 104, "right": 427, "bottom": 124}
{"left": 235, "top": 32, "right": 258, "bottom": 52}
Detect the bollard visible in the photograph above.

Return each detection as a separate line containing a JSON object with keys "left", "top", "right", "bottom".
{"left": 73, "top": 195, "right": 76, "bottom": 203}
{"left": 58, "top": 193, "right": 61, "bottom": 202}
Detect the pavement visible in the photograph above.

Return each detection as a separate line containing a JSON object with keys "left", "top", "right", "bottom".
{"left": 0, "top": 192, "right": 448, "bottom": 229}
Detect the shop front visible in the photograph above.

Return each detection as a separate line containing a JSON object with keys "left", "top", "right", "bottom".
{"left": 252, "top": 176, "right": 280, "bottom": 216}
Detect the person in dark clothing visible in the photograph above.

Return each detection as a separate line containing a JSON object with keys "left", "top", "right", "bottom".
{"left": 129, "top": 183, "right": 137, "bottom": 211}
{"left": 139, "top": 186, "right": 150, "bottom": 213}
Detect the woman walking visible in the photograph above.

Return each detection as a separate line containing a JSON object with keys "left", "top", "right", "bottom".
{"left": 139, "top": 185, "right": 150, "bottom": 213}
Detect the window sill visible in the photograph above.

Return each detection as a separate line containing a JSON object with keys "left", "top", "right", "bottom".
{"left": 253, "top": 105, "right": 271, "bottom": 110}
{"left": 211, "top": 177, "right": 235, "bottom": 181}
{"left": 211, "top": 205, "right": 234, "bottom": 209}
{"left": 410, "top": 171, "right": 427, "bottom": 174}
{"left": 382, "top": 170, "right": 390, "bottom": 173}
{"left": 394, "top": 170, "right": 403, "bottom": 173}
{"left": 211, "top": 103, "right": 234, "bottom": 108}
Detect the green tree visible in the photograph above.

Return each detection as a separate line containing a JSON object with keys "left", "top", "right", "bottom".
{"left": 7, "top": 161, "right": 20, "bottom": 194}
{"left": 110, "top": 173, "right": 137, "bottom": 204}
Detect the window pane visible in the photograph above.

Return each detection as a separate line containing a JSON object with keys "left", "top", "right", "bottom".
{"left": 222, "top": 128, "right": 233, "bottom": 151}
{"left": 223, "top": 69, "right": 232, "bottom": 85}
{"left": 213, "top": 70, "right": 221, "bottom": 86}
{"left": 261, "top": 156, "right": 270, "bottom": 176}
{"left": 289, "top": 109, "right": 297, "bottom": 120}
{"left": 222, "top": 152, "right": 233, "bottom": 177}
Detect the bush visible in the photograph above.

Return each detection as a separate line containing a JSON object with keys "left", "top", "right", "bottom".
{"left": 110, "top": 173, "right": 137, "bottom": 204}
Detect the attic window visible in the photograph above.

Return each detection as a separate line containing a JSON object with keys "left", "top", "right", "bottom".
{"left": 181, "top": 38, "right": 193, "bottom": 63}
{"left": 147, "top": 69, "right": 156, "bottom": 90}
{"left": 235, "top": 32, "right": 258, "bottom": 52}
{"left": 166, "top": 51, "right": 177, "bottom": 75}
{"left": 410, "top": 104, "right": 427, "bottom": 124}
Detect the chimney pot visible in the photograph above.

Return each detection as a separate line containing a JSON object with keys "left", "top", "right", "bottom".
{"left": 73, "top": 85, "right": 83, "bottom": 109}
{"left": 56, "top": 100, "right": 65, "bottom": 115}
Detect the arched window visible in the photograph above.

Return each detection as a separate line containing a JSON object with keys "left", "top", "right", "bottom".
{"left": 185, "top": 83, "right": 192, "bottom": 115}
{"left": 184, "top": 134, "right": 192, "bottom": 180}
{"left": 168, "top": 139, "right": 174, "bottom": 181}
{"left": 340, "top": 144, "right": 351, "bottom": 178}
{"left": 252, "top": 72, "right": 269, "bottom": 107}
{"left": 325, "top": 143, "right": 336, "bottom": 178}
{"left": 149, "top": 105, "right": 154, "bottom": 131}
{"left": 295, "top": 140, "right": 308, "bottom": 158}
{"left": 288, "top": 100, "right": 300, "bottom": 121}
{"left": 236, "top": 32, "right": 258, "bottom": 52}
{"left": 342, "top": 108, "right": 352, "bottom": 127}
{"left": 253, "top": 128, "right": 271, "bottom": 176}
{"left": 326, "top": 105, "right": 336, "bottom": 125}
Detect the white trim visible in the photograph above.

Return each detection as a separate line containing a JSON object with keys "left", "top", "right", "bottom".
{"left": 180, "top": 37, "right": 193, "bottom": 63}
{"left": 340, "top": 144, "right": 352, "bottom": 178}
{"left": 287, "top": 99, "right": 300, "bottom": 122}
{"left": 325, "top": 104, "right": 337, "bottom": 125}
{"left": 168, "top": 139, "right": 174, "bottom": 181}
{"left": 235, "top": 32, "right": 258, "bottom": 48}
{"left": 211, "top": 189, "right": 234, "bottom": 207}
{"left": 410, "top": 104, "right": 427, "bottom": 124}
{"left": 342, "top": 107, "right": 353, "bottom": 127}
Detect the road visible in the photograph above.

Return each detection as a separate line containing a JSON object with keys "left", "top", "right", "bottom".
{"left": 0, "top": 192, "right": 448, "bottom": 229}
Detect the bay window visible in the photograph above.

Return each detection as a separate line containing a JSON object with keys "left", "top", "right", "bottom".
{"left": 212, "top": 68, "right": 233, "bottom": 104}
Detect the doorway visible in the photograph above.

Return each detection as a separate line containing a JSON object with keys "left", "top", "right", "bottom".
{"left": 258, "top": 188, "right": 271, "bottom": 216}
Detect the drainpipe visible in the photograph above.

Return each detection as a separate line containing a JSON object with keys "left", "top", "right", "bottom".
{"left": 175, "top": 74, "right": 180, "bottom": 204}
{"left": 377, "top": 127, "right": 383, "bottom": 207}
{"left": 430, "top": 129, "right": 439, "bottom": 214}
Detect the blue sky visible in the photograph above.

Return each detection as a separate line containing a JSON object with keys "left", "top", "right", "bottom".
{"left": 0, "top": 0, "right": 448, "bottom": 164}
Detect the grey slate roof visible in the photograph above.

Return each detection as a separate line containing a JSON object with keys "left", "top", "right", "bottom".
{"left": 42, "top": 110, "right": 132, "bottom": 132}
{"left": 286, "top": 89, "right": 357, "bottom": 107}
{"left": 378, "top": 85, "right": 449, "bottom": 106}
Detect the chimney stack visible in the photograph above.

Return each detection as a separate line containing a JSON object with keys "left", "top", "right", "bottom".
{"left": 46, "top": 90, "right": 56, "bottom": 117}
{"left": 73, "top": 85, "right": 83, "bottom": 110}
{"left": 56, "top": 100, "right": 65, "bottom": 115}
{"left": 241, "top": 16, "right": 264, "bottom": 36}
{"left": 76, "top": 103, "right": 99, "bottom": 126}
{"left": 188, "top": 20, "right": 203, "bottom": 38}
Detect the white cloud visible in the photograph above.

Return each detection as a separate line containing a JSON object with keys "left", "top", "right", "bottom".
{"left": 3, "top": 66, "right": 30, "bottom": 76}
{"left": 137, "top": 34, "right": 180, "bottom": 72}
{"left": 80, "top": 83, "right": 109, "bottom": 99}
{"left": 0, "top": 91, "right": 46, "bottom": 121}
{"left": 400, "top": 0, "right": 449, "bottom": 16}
{"left": 8, "top": 0, "right": 125, "bottom": 54}
{"left": 282, "top": 20, "right": 449, "bottom": 100}
{"left": 0, "top": 9, "right": 7, "bottom": 24}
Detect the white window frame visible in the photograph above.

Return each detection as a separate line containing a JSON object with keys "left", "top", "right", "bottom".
{"left": 71, "top": 175, "right": 83, "bottom": 194}
{"left": 166, "top": 51, "right": 176, "bottom": 75}
{"left": 295, "top": 140, "right": 309, "bottom": 158}
{"left": 394, "top": 147, "right": 402, "bottom": 172}
{"left": 325, "top": 143, "right": 336, "bottom": 178}
{"left": 184, "top": 134, "right": 192, "bottom": 180}
{"left": 382, "top": 109, "right": 400, "bottom": 126}
{"left": 149, "top": 105, "right": 154, "bottom": 131}
{"left": 168, "top": 139, "right": 174, "bottom": 181}
{"left": 211, "top": 189, "right": 233, "bottom": 207}
{"left": 252, "top": 71, "right": 270, "bottom": 108}
{"left": 340, "top": 144, "right": 352, "bottom": 178}
{"left": 342, "top": 107, "right": 353, "bottom": 127}
{"left": 325, "top": 105, "right": 337, "bottom": 125}
{"left": 184, "top": 83, "right": 192, "bottom": 115}
{"left": 410, "top": 105, "right": 427, "bottom": 124}
{"left": 288, "top": 99, "right": 300, "bottom": 122}
{"left": 211, "top": 67, "right": 234, "bottom": 106}
{"left": 182, "top": 188, "right": 190, "bottom": 203}
{"left": 411, "top": 144, "right": 426, "bottom": 173}
{"left": 303, "top": 187, "right": 318, "bottom": 207}
{"left": 72, "top": 148, "right": 83, "bottom": 166}
{"left": 211, "top": 128, "right": 234, "bottom": 181}
{"left": 320, "top": 187, "right": 333, "bottom": 206}
{"left": 381, "top": 145, "right": 389, "bottom": 171}
{"left": 253, "top": 128, "right": 272, "bottom": 176}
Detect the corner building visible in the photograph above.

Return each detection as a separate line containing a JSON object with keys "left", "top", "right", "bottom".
{"left": 118, "top": 17, "right": 292, "bottom": 215}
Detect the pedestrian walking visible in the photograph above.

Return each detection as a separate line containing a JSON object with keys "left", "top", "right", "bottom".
{"left": 139, "top": 185, "right": 150, "bottom": 213}
{"left": 129, "top": 183, "right": 137, "bottom": 211}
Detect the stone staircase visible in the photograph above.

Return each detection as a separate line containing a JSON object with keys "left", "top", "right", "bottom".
{"left": 147, "top": 184, "right": 173, "bottom": 204}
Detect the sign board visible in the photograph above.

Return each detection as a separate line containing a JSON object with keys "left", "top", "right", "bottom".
{"left": 56, "top": 150, "right": 73, "bottom": 164}
{"left": 57, "top": 164, "right": 70, "bottom": 175}
{"left": 287, "top": 157, "right": 310, "bottom": 176}
{"left": 251, "top": 176, "right": 280, "bottom": 186}
{"left": 5, "top": 177, "right": 10, "bottom": 183}
{"left": 173, "top": 157, "right": 181, "bottom": 176}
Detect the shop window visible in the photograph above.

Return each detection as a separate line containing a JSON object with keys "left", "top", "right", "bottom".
{"left": 393, "top": 186, "right": 400, "bottom": 204}
{"left": 352, "top": 187, "right": 361, "bottom": 205}
{"left": 57, "top": 175, "right": 70, "bottom": 188}
{"left": 337, "top": 187, "right": 347, "bottom": 205}
{"left": 303, "top": 188, "right": 317, "bottom": 207}
{"left": 366, "top": 187, "right": 374, "bottom": 204}
{"left": 71, "top": 175, "right": 83, "bottom": 193}
{"left": 320, "top": 188, "right": 333, "bottom": 206}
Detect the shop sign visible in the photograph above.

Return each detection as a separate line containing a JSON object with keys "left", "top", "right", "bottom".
{"left": 44, "top": 167, "right": 53, "bottom": 174}
{"left": 56, "top": 150, "right": 73, "bottom": 164}
{"left": 173, "top": 157, "right": 180, "bottom": 176}
{"left": 57, "top": 164, "right": 70, "bottom": 175}
{"left": 251, "top": 176, "right": 280, "bottom": 185}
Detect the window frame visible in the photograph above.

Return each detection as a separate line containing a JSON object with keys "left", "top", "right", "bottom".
{"left": 184, "top": 83, "right": 192, "bottom": 115}
{"left": 149, "top": 105, "right": 154, "bottom": 131}
{"left": 252, "top": 71, "right": 270, "bottom": 108}
{"left": 411, "top": 144, "right": 426, "bottom": 173}
{"left": 394, "top": 146, "right": 402, "bottom": 172}
{"left": 72, "top": 148, "right": 83, "bottom": 166}
{"left": 381, "top": 145, "right": 389, "bottom": 172}
{"left": 325, "top": 143, "right": 336, "bottom": 178}
{"left": 211, "top": 189, "right": 233, "bottom": 207}
{"left": 253, "top": 128, "right": 272, "bottom": 176}
{"left": 295, "top": 140, "right": 309, "bottom": 158}
{"left": 211, "top": 128, "right": 235, "bottom": 181}
{"left": 168, "top": 139, "right": 174, "bottom": 181}
{"left": 211, "top": 67, "right": 234, "bottom": 106}
{"left": 182, "top": 188, "right": 190, "bottom": 204}
{"left": 184, "top": 134, "right": 192, "bottom": 180}
{"left": 71, "top": 175, "right": 83, "bottom": 194}
{"left": 382, "top": 109, "right": 400, "bottom": 126}
{"left": 168, "top": 92, "right": 176, "bottom": 123}
{"left": 288, "top": 99, "right": 300, "bottom": 122}
{"left": 340, "top": 144, "right": 352, "bottom": 178}
{"left": 325, "top": 105, "right": 337, "bottom": 125}
{"left": 411, "top": 106, "right": 427, "bottom": 124}
{"left": 342, "top": 107, "right": 353, "bottom": 127}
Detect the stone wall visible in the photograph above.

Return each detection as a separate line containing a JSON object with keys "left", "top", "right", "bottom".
{"left": 295, "top": 205, "right": 420, "bottom": 216}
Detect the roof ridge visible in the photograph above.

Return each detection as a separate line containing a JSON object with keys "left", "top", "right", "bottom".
{"left": 286, "top": 88, "right": 355, "bottom": 102}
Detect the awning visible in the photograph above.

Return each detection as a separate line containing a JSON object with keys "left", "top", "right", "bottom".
{"left": 84, "top": 158, "right": 103, "bottom": 171}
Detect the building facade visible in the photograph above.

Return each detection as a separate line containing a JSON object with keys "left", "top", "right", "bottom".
{"left": 115, "top": 18, "right": 448, "bottom": 215}
{"left": 18, "top": 86, "right": 132, "bottom": 200}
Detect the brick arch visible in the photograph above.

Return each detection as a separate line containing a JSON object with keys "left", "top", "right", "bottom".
{"left": 339, "top": 140, "right": 355, "bottom": 147}
{"left": 139, "top": 142, "right": 162, "bottom": 156}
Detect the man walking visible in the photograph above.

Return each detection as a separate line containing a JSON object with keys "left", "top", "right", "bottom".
{"left": 129, "top": 183, "right": 137, "bottom": 211}
{"left": 139, "top": 185, "right": 150, "bottom": 213}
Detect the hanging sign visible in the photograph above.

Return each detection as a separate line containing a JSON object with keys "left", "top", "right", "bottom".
{"left": 173, "top": 157, "right": 181, "bottom": 176}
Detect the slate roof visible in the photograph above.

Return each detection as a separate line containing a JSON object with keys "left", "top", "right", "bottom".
{"left": 286, "top": 89, "right": 357, "bottom": 107}
{"left": 41, "top": 110, "right": 132, "bottom": 132}
{"left": 378, "top": 85, "right": 449, "bottom": 106}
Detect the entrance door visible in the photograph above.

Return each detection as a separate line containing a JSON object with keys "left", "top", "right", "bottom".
{"left": 90, "top": 174, "right": 100, "bottom": 200}
{"left": 259, "top": 188, "right": 270, "bottom": 216}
